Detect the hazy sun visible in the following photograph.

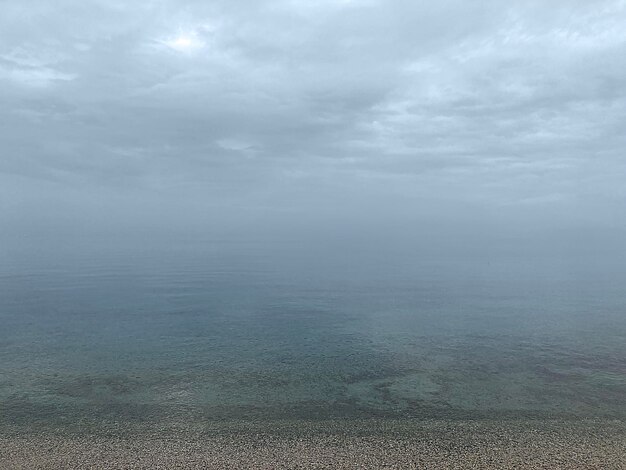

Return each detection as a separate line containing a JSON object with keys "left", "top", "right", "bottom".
{"left": 172, "top": 36, "right": 193, "bottom": 48}
{"left": 165, "top": 33, "right": 204, "bottom": 52}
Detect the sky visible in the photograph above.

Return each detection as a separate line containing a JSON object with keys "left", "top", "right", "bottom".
{"left": 1, "top": 0, "right": 625, "bottom": 255}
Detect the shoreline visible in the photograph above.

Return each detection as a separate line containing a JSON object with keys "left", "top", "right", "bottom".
{"left": 2, "top": 418, "right": 625, "bottom": 469}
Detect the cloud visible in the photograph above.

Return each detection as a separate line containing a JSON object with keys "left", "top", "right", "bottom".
{"left": 1, "top": 0, "right": 625, "bottom": 236}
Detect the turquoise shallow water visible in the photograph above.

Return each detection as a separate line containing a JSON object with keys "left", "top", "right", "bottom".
{"left": 2, "top": 242, "right": 626, "bottom": 430}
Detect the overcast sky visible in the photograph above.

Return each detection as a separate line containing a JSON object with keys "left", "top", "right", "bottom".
{"left": 1, "top": 1, "right": 625, "bottom": 249}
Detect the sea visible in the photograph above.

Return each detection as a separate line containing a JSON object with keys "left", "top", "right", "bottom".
{"left": 2, "top": 239, "right": 626, "bottom": 432}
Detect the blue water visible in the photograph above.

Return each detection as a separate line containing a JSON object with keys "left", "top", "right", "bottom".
{"left": 2, "top": 242, "right": 626, "bottom": 429}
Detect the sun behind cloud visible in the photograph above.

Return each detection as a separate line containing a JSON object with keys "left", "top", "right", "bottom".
{"left": 164, "top": 32, "right": 204, "bottom": 52}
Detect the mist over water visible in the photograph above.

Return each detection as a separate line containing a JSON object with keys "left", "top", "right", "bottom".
{"left": 2, "top": 232, "right": 626, "bottom": 430}
{"left": 2, "top": 0, "right": 626, "bottom": 437}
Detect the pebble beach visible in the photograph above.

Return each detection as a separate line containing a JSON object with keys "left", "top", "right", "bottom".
{"left": 2, "top": 418, "right": 625, "bottom": 469}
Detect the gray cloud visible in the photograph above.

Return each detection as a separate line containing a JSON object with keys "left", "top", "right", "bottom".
{"left": 1, "top": 0, "right": 625, "bottom": 245}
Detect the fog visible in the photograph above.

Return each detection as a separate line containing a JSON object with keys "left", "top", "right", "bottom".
{"left": 2, "top": 0, "right": 626, "bottom": 265}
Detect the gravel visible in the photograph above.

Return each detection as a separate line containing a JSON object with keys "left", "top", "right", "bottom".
{"left": 1, "top": 418, "right": 625, "bottom": 469}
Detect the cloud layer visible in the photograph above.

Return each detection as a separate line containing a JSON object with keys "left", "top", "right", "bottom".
{"left": 2, "top": 0, "right": 625, "bottom": 242}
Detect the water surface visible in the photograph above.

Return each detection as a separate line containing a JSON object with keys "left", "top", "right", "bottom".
{"left": 2, "top": 242, "right": 626, "bottom": 431}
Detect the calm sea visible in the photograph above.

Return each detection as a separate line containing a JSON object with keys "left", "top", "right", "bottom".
{"left": 2, "top": 241, "right": 626, "bottom": 430}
